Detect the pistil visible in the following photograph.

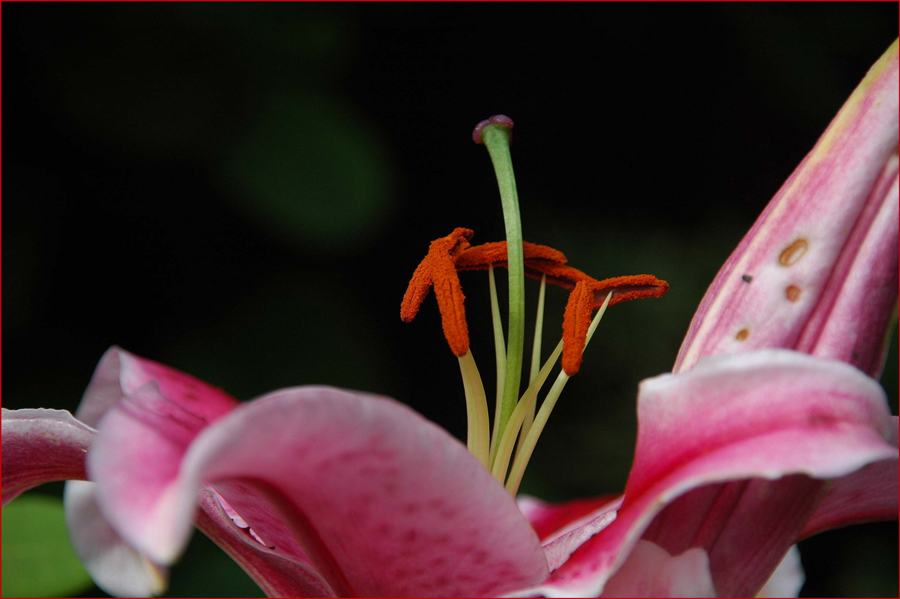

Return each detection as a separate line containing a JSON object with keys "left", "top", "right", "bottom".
{"left": 476, "top": 116, "right": 526, "bottom": 446}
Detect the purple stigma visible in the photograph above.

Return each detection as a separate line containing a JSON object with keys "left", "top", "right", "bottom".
{"left": 472, "top": 115, "right": 514, "bottom": 144}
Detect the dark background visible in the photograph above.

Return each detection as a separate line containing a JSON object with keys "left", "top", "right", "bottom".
{"left": 2, "top": 3, "right": 897, "bottom": 597}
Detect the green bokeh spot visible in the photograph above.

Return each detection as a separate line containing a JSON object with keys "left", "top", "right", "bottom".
{"left": 2, "top": 495, "right": 93, "bottom": 598}
{"left": 229, "top": 92, "right": 394, "bottom": 250}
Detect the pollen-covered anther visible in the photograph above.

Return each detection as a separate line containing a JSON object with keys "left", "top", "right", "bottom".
{"left": 561, "top": 281, "right": 596, "bottom": 375}
{"left": 400, "top": 228, "right": 474, "bottom": 356}
{"left": 402, "top": 230, "right": 669, "bottom": 366}
{"left": 454, "top": 241, "right": 568, "bottom": 272}
{"left": 560, "top": 274, "right": 670, "bottom": 375}
{"left": 591, "top": 274, "right": 670, "bottom": 307}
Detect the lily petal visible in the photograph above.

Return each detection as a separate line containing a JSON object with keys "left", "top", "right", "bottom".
{"left": 77, "top": 346, "right": 238, "bottom": 428}
{"left": 64, "top": 481, "right": 168, "bottom": 598}
{"left": 205, "top": 479, "right": 318, "bottom": 569}
{"left": 797, "top": 156, "right": 899, "bottom": 377}
{"left": 756, "top": 546, "right": 805, "bottom": 599}
{"left": 1, "top": 408, "right": 94, "bottom": 505}
{"left": 517, "top": 494, "right": 621, "bottom": 543}
{"left": 0, "top": 407, "right": 165, "bottom": 597}
{"left": 78, "top": 347, "right": 240, "bottom": 567}
{"left": 801, "top": 415, "right": 899, "bottom": 539}
{"left": 599, "top": 541, "right": 715, "bottom": 598}
{"left": 534, "top": 350, "right": 896, "bottom": 597}
{"left": 193, "top": 488, "right": 334, "bottom": 597}
{"left": 91, "top": 386, "right": 549, "bottom": 597}
{"left": 87, "top": 380, "right": 223, "bottom": 564}
{"left": 675, "top": 41, "right": 899, "bottom": 374}
{"left": 641, "top": 476, "right": 819, "bottom": 598}
{"left": 541, "top": 502, "right": 621, "bottom": 574}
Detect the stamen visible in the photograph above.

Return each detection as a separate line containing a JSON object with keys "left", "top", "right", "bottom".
{"left": 591, "top": 274, "right": 670, "bottom": 307}
{"left": 487, "top": 265, "right": 507, "bottom": 463}
{"left": 455, "top": 241, "right": 568, "bottom": 271}
{"left": 400, "top": 228, "right": 474, "bottom": 356}
{"left": 521, "top": 262, "right": 594, "bottom": 290}
{"left": 505, "top": 292, "right": 612, "bottom": 496}
{"left": 399, "top": 257, "right": 433, "bottom": 322}
{"left": 401, "top": 117, "right": 673, "bottom": 486}
{"left": 491, "top": 339, "right": 563, "bottom": 483}
{"left": 561, "top": 274, "right": 669, "bottom": 375}
{"left": 404, "top": 232, "right": 666, "bottom": 366}
{"left": 519, "top": 273, "right": 547, "bottom": 456}
{"left": 457, "top": 243, "right": 668, "bottom": 313}
{"left": 562, "top": 281, "right": 595, "bottom": 376}
{"left": 506, "top": 369, "right": 569, "bottom": 496}
{"left": 530, "top": 274, "right": 548, "bottom": 381}
{"left": 457, "top": 350, "right": 491, "bottom": 468}
{"left": 431, "top": 248, "right": 470, "bottom": 357}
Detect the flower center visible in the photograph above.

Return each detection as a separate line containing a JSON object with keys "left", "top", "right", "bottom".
{"left": 400, "top": 116, "right": 669, "bottom": 495}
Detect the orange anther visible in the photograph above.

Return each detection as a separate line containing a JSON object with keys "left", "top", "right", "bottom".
{"left": 400, "top": 228, "right": 474, "bottom": 356}
{"left": 560, "top": 274, "right": 669, "bottom": 375}
{"left": 591, "top": 274, "right": 670, "bottom": 308}
{"left": 402, "top": 230, "right": 669, "bottom": 369}
{"left": 562, "top": 281, "right": 596, "bottom": 376}
{"left": 455, "top": 241, "right": 568, "bottom": 272}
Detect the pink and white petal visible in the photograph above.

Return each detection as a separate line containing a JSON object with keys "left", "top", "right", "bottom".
{"left": 128, "top": 386, "right": 548, "bottom": 597}
{"left": 798, "top": 157, "right": 898, "bottom": 378}
{"left": 87, "top": 382, "right": 212, "bottom": 563}
{"left": 801, "top": 415, "right": 899, "bottom": 539}
{"left": 64, "top": 481, "right": 167, "bottom": 598}
{"left": 1, "top": 408, "right": 94, "bottom": 505}
{"left": 517, "top": 494, "right": 621, "bottom": 543}
{"left": 535, "top": 350, "right": 896, "bottom": 597}
{"left": 628, "top": 350, "right": 894, "bottom": 502}
{"left": 599, "top": 541, "right": 715, "bottom": 598}
{"left": 77, "top": 347, "right": 238, "bottom": 428}
{"left": 209, "top": 479, "right": 318, "bottom": 569}
{"left": 542, "top": 502, "right": 620, "bottom": 573}
{"left": 675, "top": 42, "right": 899, "bottom": 373}
{"left": 643, "top": 475, "right": 822, "bottom": 597}
{"left": 195, "top": 489, "right": 334, "bottom": 598}
{"left": 756, "top": 546, "right": 804, "bottom": 598}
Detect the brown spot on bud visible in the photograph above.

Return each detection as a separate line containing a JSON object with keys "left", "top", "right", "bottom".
{"left": 779, "top": 239, "right": 809, "bottom": 266}
{"left": 786, "top": 285, "right": 801, "bottom": 302}
{"left": 736, "top": 328, "right": 750, "bottom": 341}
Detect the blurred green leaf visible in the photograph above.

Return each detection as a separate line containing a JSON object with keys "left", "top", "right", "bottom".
{"left": 229, "top": 91, "right": 394, "bottom": 250}
{"left": 2, "top": 495, "right": 92, "bottom": 598}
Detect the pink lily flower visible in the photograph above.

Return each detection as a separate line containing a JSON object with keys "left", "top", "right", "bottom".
{"left": 2, "top": 41, "right": 897, "bottom": 598}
